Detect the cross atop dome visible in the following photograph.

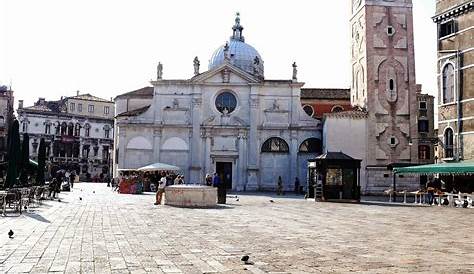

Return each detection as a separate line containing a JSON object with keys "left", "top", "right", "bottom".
{"left": 231, "top": 12, "right": 245, "bottom": 42}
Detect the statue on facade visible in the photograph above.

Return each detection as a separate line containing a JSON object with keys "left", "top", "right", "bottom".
{"left": 172, "top": 98, "right": 179, "bottom": 109}
{"left": 193, "top": 56, "right": 200, "bottom": 75}
{"left": 272, "top": 99, "right": 280, "bottom": 110}
{"left": 253, "top": 56, "right": 260, "bottom": 75}
{"left": 157, "top": 62, "right": 163, "bottom": 80}
{"left": 292, "top": 62, "right": 297, "bottom": 81}
{"left": 224, "top": 42, "right": 230, "bottom": 61}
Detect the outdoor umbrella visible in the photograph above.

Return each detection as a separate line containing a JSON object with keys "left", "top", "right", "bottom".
{"left": 137, "top": 162, "right": 181, "bottom": 172}
{"left": 5, "top": 120, "right": 20, "bottom": 188}
{"left": 19, "top": 133, "right": 30, "bottom": 186}
{"left": 36, "top": 138, "right": 46, "bottom": 186}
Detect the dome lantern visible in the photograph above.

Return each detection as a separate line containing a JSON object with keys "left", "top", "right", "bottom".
{"left": 209, "top": 13, "right": 264, "bottom": 78}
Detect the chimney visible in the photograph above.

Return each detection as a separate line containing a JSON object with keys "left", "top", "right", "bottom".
{"left": 38, "top": 97, "right": 45, "bottom": 105}
{"left": 18, "top": 100, "right": 23, "bottom": 109}
{"left": 76, "top": 90, "right": 80, "bottom": 96}
{"left": 416, "top": 84, "right": 422, "bottom": 94}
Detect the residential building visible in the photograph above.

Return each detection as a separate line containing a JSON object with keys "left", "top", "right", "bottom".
{"left": 433, "top": 0, "right": 474, "bottom": 161}
{"left": 17, "top": 92, "right": 114, "bottom": 181}
{"left": 415, "top": 85, "right": 436, "bottom": 165}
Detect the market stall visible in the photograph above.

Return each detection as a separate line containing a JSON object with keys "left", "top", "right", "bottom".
{"left": 117, "top": 169, "right": 143, "bottom": 194}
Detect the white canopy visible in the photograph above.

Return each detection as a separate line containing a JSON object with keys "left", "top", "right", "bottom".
{"left": 137, "top": 162, "right": 181, "bottom": 172}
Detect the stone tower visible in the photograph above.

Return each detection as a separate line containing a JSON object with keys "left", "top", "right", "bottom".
{"left": 350, "top": 0, "right": 419, "bottom": 192}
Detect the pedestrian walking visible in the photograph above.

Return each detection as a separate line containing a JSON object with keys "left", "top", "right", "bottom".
{"left": 155, "top": 175, "right": 167, "bottom": 205}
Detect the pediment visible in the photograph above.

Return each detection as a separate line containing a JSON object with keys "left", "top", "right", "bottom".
{"left": 190, "top": 63, "right": 261, "bottom": 84}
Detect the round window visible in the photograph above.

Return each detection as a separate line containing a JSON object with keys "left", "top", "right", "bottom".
{"left": 215, "top": 92, "right": 237, "bottom": 114}
{"left": 303, "top": 105, "right": 314, "bottom": 117}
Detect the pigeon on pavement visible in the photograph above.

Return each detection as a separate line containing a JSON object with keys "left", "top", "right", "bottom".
{"left": 241, "top": 255, "right": 254, "bottom": 265}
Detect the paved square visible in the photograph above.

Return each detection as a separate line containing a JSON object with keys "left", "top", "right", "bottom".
{"left": 1, "top": 183, "right": 473, "bottom": 273}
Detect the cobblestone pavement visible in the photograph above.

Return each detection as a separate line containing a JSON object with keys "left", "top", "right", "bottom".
{"left": 0, "top": 183, "right": 473, "bottom": 273}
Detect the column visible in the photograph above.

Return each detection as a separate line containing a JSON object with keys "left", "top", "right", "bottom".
{"left": 190, "top": 98, "right": 202, "bottom": 184}
{"left": 153, "top": 128, "right": 162, "bottom": 162}
{"left": 204, "top": 129, "right": 212, "bottom": 175}
{"left": 246, "top": 93, "right": 259, "bottom": 191}
{"left": 118, "top": 127, "right": 126, "bottom": 169}
{"left": 237, "top": 130, "right": 247, "bottom": 191}
{"left": 289, "top": 130, "right": 298, "bottom": 192}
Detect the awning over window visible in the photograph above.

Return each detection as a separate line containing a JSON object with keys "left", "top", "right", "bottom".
{"left": 393, "top": 161, "right": 474, "bottom": 175}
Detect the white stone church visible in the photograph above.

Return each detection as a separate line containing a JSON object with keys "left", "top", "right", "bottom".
{"left": 115, "top": 0, "right": 428, "bottom": 194}
{"left": 114, "top": 15, "right": 321, "bottom": 191}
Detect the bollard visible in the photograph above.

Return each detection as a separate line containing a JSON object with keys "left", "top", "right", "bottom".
{"left": 403, "top": 191, "right": 407, "bottom": 204}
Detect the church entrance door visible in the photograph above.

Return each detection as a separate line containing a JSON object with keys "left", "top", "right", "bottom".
{"left": 216, "top": 162, "right": 233, "bottom": 189}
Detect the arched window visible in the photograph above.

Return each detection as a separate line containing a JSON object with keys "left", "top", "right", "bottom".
{"left": 61, "top": 122, "right": 67, "bottom": 135}
{"left": 331, "top": 106, "right": 344, "bottom": 112}
{"left": 418, "top": 145, "right": 430, "bottom": 160}
{"left": 67, "top": 123, "right": 74, "bottom": 136}
{"left": 299, "top": 138, "right": 322, "bottom": 154}
{"left": 303, "top": 105, "right": 314, "bottom": 117}
{"left": 84, "top": 124, "right": 91, "bottom": 137}
{"left": 442, "top": 64, "right": 454, "bottom": 104}
{"left": 444, "top": 128, "right": 454, "bottom": 158}
{"left": 74, "top": 123, "right": 81, "bottom": 136}
{"left": 103, "top": 125, "right": 111, "bottom": 139}
{"left": 261, "top": 137, "right": 289, "bottom": 153}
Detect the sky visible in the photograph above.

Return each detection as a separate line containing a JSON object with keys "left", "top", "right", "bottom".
{"left": 1, "top": 0, "right": 437, "bottom": 109}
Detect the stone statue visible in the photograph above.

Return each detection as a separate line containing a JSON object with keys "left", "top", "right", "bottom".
{"left": 157, "top": 62, "right": 163, "bottom": 80}
{"left": 272, "top": 99, "right": 280, "bottom": 110}
{"left": 292, "top": 62, "right": 297, "bottom": 81}
{"left": 172, "top": 98, "right": 179, "bottom": 109}
{"left": 193, "top": 56, "right": 200, "bottom": 75}
{"left": 253, "top": 56, "right": 260, "bottom": 75}
{"left": 224, "top": 42, "right": 230, "bottom": 61}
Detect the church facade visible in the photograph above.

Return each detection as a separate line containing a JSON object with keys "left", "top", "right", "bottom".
{"left": 114, "top": 15, "right": 321, "bottom": 191}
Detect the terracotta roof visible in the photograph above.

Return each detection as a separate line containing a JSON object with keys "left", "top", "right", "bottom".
{"left": 301, "top": 88, "right": 350, "bottom": 100}
{"left": 68, "top": 93, "right": 112, "bottom": 103}
{"left": 324, "top": 109, "right": 368, "bottom": 119}
{"left": 22, "top": 104, "right": 53, "bottom": 112}
{"left": 116, "top": 105, "right": 151, "bottom": 118}
{"left": 115, "top": 87, "right": 154, "bottom": 100}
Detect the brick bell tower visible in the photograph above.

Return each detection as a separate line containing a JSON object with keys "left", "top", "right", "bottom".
{"left": 350, "top": 0, "right": 419, "bottom": 192}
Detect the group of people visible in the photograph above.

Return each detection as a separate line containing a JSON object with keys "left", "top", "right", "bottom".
{"left": 204, "top": 173, "right": 222, "bottom": 187}
{"left": 48, "top": 169, "right": 77, "bottom": 199}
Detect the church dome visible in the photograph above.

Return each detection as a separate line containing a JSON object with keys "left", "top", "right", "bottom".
{"left": 209, "top": 14, "right": 264, "bottom": 77}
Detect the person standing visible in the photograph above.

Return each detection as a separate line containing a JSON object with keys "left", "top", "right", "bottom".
{"left": 69, "top": 171, "right": 75, "bottom": 189}
{"left": 277, "top": 176, "right": 283, "bottom": 195}
{"left": 155, "top": 175, "right": 167, "bottom": 205}
{"left": 294, "top": 177, "right": 300, "bottom": 194}
{"left": 205, "top": 174, "right": 212, "bottom": 186}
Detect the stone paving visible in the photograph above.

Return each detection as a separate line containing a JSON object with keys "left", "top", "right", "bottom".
{"left": 0, "top": 183, "right": 473, "bottom": 273}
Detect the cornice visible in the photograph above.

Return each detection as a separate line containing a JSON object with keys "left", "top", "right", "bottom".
{"left": 432, "top": 1, "right": 474, "bottom": 23}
